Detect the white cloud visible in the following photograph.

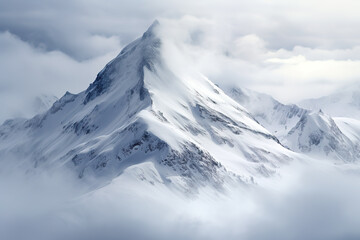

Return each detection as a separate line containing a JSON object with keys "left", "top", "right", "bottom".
{"left": 153, "top": 17, "right": 360, "bottom": 103}
{"left": 2, "top": 157, "right": 360, "bottom": 240}
{"left": 0, "top": 31, "right": 119, "bottom": 122}
{"left": 1, "top": 1, "right": 360, "bottom": 113}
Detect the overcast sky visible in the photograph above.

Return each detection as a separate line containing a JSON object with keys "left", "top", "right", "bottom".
{"left": 1, "top": 0, "right": 360, "bottom": 121}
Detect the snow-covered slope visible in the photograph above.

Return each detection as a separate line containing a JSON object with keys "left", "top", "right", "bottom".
{"left": 226, "top": 87, "right": 360, "bottom": 162}
{"left": 299, "top": 83, "right": 360, "bottom": 118}
{"left": 0, "top": 21, "right": 295, "bottom": 194}
{"left": 334, "top": 117, "right": 360, "bottom": 143}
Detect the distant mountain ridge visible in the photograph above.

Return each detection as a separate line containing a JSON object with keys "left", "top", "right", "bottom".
{"left": 226, "top": 87, "right": 360, "bottom": 162}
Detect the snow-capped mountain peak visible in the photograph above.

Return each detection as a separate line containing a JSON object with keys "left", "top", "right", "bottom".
{"left": 84, "top": 20, "right": 161, "bottom": 105}
{"left": 0, "top": 22, "right": 295, "bottom": 194}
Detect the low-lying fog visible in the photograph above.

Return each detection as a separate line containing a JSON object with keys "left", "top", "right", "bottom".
{"left": 1, "top": 158, "right": 360, "bottom": 240}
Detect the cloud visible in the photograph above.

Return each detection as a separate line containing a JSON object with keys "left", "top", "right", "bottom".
{"left": 0, "top": 31, "right": 119, "bottom": 122}
{"left": 2, "top": 0, "right": 360, "bottom": 59}
{"left": 2, "top": 0, "right": 360, "bottom": 116}
{"left": 2, "top": 157, "right": 360, "bottom": 240}
{"left": 155, "top": 17, "right": 360, "bottom": 103}
{"left": 0, "top": 0, "right": 166, "bottom": 60}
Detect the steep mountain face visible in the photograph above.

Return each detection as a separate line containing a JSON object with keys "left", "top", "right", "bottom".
{"left": 226, "top": 87, "right": 360, "bottom": 162}
{"left": 0, "top": 22, "right": 294, "bottom": 194}
{"left": 299, "top": 83, "right": 360, "bottom": 118}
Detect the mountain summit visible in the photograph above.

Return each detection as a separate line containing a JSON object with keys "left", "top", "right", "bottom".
{"left": 84, "top": 20, "right": 161, "bottom": 105}
{"left": 0, "top": 22, "right": 294, "bottom": 193}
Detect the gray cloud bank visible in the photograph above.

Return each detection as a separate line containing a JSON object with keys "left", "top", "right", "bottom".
{"left": 2, "top": 0, "right": 360, "bottom": 57}
{"left": 1, "top": 0, "right": 360, "bottom": 121}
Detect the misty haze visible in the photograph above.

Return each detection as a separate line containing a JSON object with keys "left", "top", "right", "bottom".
{"left": 1, "top": 1, "right": 360, "bottom": 240}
